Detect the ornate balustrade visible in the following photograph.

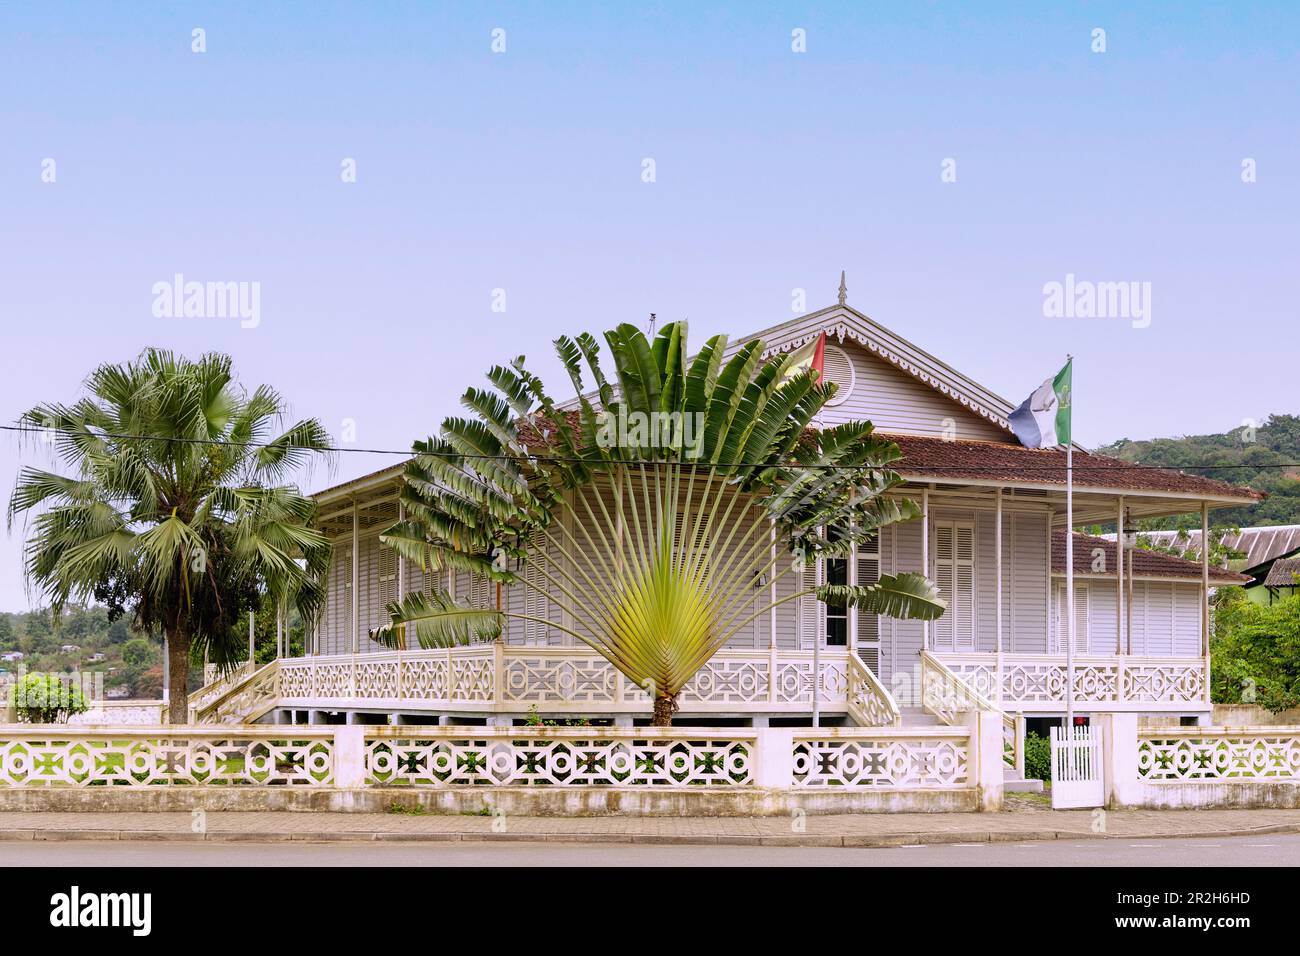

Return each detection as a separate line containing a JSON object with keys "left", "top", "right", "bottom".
{"left": 934, "top": 652, "right": 1209, "bottom": 712}
{"left": 792, "top": 728, "right": 970, "bottom": 789}
{"left": 0, "top": 726, "right": 335, "bottom": 787}
{"left": 365, "top": 726, "right": 755, "bottom": 787}
{"left": 271, "top": 645, "right": 854, "bottom": 717}
{"left": 192, "top": 661, "right": 281, "bottom": 725}
{"left": 0, "top": 724, "right": 990, "bottom": 794}
{"left": 846, "top": 654, "right": 901, "bottom": 727}
{"left": 190, "top": 660, "right": 256, "bottom": 713}
{"left": 920, "top": 650, "right": 1021, "bottom": 774}
{"left": 68, "top": 700, "right": 167, "bottom": 726}
{"left": 1137, "top": 728, "right": 1300, "bottom": 781}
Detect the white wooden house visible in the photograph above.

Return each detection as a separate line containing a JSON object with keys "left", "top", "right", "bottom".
{"left": 190, "top": 292, "right": 1256, "bottom": 749}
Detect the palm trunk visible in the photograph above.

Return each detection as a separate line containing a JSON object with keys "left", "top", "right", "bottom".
{"left": 166, "top": 624, "right": 191, "bottom": 724}
{"left": 651, "top": 694, "right": 679, "bottom": 727}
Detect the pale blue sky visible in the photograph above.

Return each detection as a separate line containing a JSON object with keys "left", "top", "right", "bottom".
{"left": 1, "top": 2, "right": 1297, "bottom": 610}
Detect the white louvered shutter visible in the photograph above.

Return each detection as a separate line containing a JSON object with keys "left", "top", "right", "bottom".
{"left": 796, "top": 556, "right": 822, "bottom": 650}
{"left": 931, "top": 522, "right": 974, "bottom": 651}
{"left": 855, "top": 540, "right": 881, "bottom": 672}
{"left": 378, "top": 544, "right": 398, "bottom": 609}
{"left": 470, "top": 571, "right": 492, "bottom": 609}
{"left": 932, "top": 524, "right": 955, "bottom": 650}
{"left": 1075, "top": 584, "right": 1090, "bottom": 654}
{"left": 1052, "top": 582, "right": 1090, "bottom": 654}
{"left": 522, "top": 533, "right": 551, "bottom": 645}
{"left": 954, "top": 524, "right": 975, "bottom": 649}
{"left": 822, "top": 345, "right": 856, "bottom": 407}
{"left": 334, "top": 546, "right": 352, "bottom": 655}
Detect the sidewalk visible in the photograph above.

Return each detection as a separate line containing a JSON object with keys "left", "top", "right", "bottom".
{"left": 2, "top": 798, "right": 1299, "bottom": 848}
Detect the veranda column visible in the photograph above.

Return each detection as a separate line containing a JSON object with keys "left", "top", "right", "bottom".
{"left": 921, "top": 488, "right": 930, "bottom": 652}
{"left": 995, "top": 489, "right": 1003, "bottom": 705}
{"left": 1116, "top": 497, "right": 1126, "bottom": 704}
{"left": 1115, "top": 497, "right": 1125, "bottom": 654}
{"left": 1201, "top": 502, "right": 1211, "bottom": 706}
{"left": 397, "top": 496, "right": 405, "bottom": 700}
{"left": 768, "top": 519, "right": 777, "bottom": 705}
{"left": 351, "top": 497, "right": 359, "bottom": 699}
{"left": 351, "top": 498, "right": 360, "bottom": 654}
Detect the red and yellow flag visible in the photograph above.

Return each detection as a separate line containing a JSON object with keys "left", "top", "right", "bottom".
{"left": 782, "top": 331, "right": 826, "bottom": 384}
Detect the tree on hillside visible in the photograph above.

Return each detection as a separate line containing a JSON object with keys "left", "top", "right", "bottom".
{"left": 1097, "top": 414, "right": 1300, "bottom": 528}
{"left": 8, "top": 349, "right": 333, "bottom": 722}
{"left": 370, "top": 322, "right": 945, "bottom": 725}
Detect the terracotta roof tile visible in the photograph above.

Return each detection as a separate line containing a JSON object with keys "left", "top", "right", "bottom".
{"left": 882, "top": 433, "right": 1262, "bottom": 502}
{"left": 1052, "top": 530, "right": 1249, "bottom": 583}
{"left": 311, "top": 417, "right": 1263, "bottom": 508}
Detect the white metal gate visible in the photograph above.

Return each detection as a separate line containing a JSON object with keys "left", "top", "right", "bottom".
{"left": 1050, "top": 725, "right": 1104, "bottom": 809}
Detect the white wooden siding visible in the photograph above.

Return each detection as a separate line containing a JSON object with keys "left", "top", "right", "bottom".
{"left": 814, "top": 341, "right": 1008, "bottom": 440}
{"left": 1050, "top": 578, "right": 1204, "bottom": 657}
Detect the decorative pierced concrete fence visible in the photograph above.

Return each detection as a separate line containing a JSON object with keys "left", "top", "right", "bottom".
{"left": 792, "top": 729, "right": 970, "bottom": 789}
{"left": 1095, "top": 715, "right": 1300, "bottom": 809}
{"left": 1137, "top": 728, "right": 1300, "bottom": 781}
{"left": 0, "top": 721, "right": 1003, "bottom": 805}
{"left": 365, "top": 728, "right": 755, "bottom": 787}
{"left": 68, "top": 700, "right": 167, "bottom": 726}
{"left": 0, "top": 727, "right": 335, "bottom": 787}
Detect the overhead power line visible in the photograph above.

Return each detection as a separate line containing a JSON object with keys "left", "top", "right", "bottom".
{"left": 2, "top": 423, "right": 1297, "bottom": 475}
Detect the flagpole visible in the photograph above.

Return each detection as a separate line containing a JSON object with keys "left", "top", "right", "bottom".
{"left": 1064, "top": 355, "right": 1075, "bottom": 735}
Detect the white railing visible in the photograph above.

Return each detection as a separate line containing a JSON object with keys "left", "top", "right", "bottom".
{"left": 845, "top": 653, "right": 901, "bottom": 727}
{"left": 1137, "top": 727, "right": 1300, "bottom": 781}
{"left": 792, "top": 728, "right": 970, "bottom": 789}
{"left": 366, "top": 726, "right": 755, "bottom": 788}
{"left": 192, "top": 660, "right": 281, "bottom": 724}
{"left": 0, "top": 724, "right": 991, "bottom": 796}
{"left": 190, "top": 659, "right": 257, "bottom": 713}
{"left": 934, "top": 652, "right": 1208, "bottom": 711}
{"left": 270, "top": 645, "right": 853, "bottom": 717}
{"left": 0, "top": 725, "right": 335, "bottom": 787}
{"left": 68, "top": 700, "right": 166, "bottom": 725}
{"left": 921, "top": 650, "right": 1022, "bottom": 774}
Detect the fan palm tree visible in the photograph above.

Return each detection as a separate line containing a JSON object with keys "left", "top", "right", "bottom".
{"left": 374, "top": 322, "right": 945, "bottom": 725}
{"left": 8, "top": 349, "right": 333, "bottom": 723}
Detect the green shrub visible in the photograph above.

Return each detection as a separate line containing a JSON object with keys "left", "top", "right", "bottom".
{"left": 9, "top": 673, "right": 89, "bottom": 723}
{"left": 1023, "top": 731, "right": 1051, "bottom": 781}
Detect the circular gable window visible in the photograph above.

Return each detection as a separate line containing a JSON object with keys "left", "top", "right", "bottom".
{"left": 822, "top": 344, "right": 856, "bottom": 406}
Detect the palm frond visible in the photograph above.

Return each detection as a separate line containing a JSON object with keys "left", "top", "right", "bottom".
{"left": 370, "top": 590, "right": 503, "bottom": 650}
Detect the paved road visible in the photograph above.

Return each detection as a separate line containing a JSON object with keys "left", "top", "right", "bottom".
{"left": 2, "top": 833, "right": 1297, "bottom": 866}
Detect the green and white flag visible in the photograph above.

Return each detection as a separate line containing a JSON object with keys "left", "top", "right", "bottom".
{"left": 1010, "top": 360, "right": 1072, "bottom": 448}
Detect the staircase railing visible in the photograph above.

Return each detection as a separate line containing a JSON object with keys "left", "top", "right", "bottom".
{"left": 920, "top": 649, "right": 1023, "bottom": 774}
{"left": 190, "top": 659, "right": 281, "bottom": 724}
{"left": 846, "top": 653, "right": 902, "bottom": 727}
{"left": 189, "top": 660, "right": 256, "bottom": 715}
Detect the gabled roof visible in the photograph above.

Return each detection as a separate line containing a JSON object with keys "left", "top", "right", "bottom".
{"left": 1138, "top": 525, "right": 1300, "bottom": 571}
{"left": 1262, "top": 557, "right": 1300, "bottom": 588}
{"left": 1051, "top": 531, "right": 1249, "bottom": 584}
{"left": 738, "top": 303, "right": 1016, "bottom": 436}
{"left": 308, "top": 294, "right": 1264, "bottom": 511}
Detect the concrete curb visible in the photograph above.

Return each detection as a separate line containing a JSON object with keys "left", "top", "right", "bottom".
{"left": 2, "top": 822, "right": 1298, "bottom": 848}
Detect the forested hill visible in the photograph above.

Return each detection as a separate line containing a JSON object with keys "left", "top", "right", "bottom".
{"left": 1094, "top": 414, "right": 1300, "bottom": 528}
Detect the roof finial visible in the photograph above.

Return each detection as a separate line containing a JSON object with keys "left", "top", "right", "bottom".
{"left": 837, "top": 271, "right": 848, "bottom": 306}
